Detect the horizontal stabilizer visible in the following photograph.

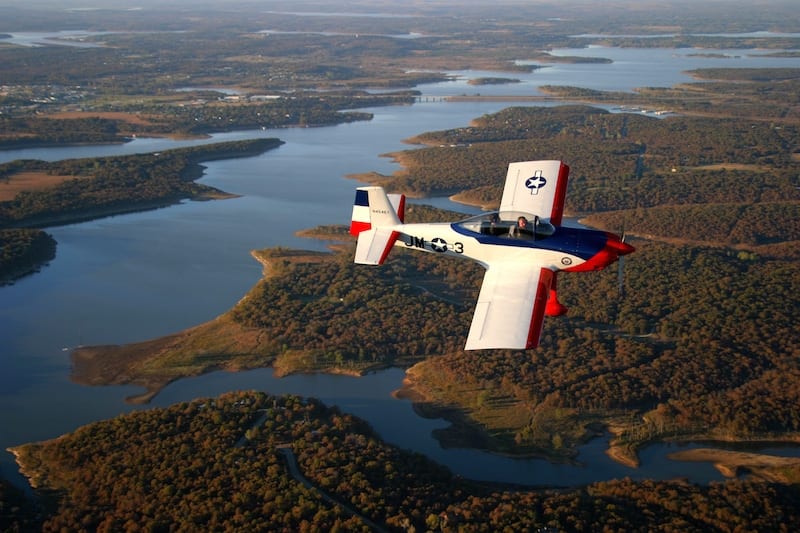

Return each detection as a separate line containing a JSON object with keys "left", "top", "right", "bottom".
{"left": 354, "top": 227, "right": 400, "bottom": 265}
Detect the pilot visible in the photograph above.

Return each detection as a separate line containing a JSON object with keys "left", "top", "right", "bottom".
{"left": 509, "top": 216, "right": 531, "bottom": 238}
{"left": 489, "top": 213, "right": 500, "bottom": 234}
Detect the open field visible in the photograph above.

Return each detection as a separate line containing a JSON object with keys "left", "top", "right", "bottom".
{"left": 0, "top": 171, "right": 79, "bottom": 201}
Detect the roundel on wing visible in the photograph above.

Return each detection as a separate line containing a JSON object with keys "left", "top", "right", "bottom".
{"left": 525, "top": 174, "right": 547, "bottom": 191}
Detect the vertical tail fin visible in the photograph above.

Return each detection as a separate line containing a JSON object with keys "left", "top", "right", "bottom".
{"left": 349, "top": 186, "right": 404, "bottom": 236}
{"left": 349, "top": 187, "right": 405, "bottom": 265}
{"left": 350, "top": 189, "right": 373, "bottom": 236}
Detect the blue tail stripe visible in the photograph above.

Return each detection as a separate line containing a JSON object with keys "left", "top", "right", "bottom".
{"left": 355, "top": 189, "right": 369, "bottom": 206}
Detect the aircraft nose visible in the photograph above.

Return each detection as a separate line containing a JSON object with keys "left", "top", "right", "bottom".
{"left": 605, "top": 235, "right": 635, "bottom": 256}
{"left": 564, "top": 232, "right": 635, "bottom": 273}
{"left": 606, "top": 239, "right": 636, "bottom": 255}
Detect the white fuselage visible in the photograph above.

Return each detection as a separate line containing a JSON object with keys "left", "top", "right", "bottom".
{"left": 394, "top": 222, "right": 588, "bottom": 273}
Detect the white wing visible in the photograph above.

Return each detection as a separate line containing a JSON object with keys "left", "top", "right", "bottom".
{"left": 499, "top": 160, "right": 569, "bottom": 226}
{"left": 465, "top": 263, "right": 554, "bottom": 350}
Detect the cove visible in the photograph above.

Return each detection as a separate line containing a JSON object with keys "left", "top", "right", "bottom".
{"left": 148, "top": 366, "right": 728, "bottom": 486}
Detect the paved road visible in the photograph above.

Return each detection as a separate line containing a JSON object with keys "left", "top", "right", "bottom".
{"left": 277, "top": 445, "right": 389, "bottom": 533}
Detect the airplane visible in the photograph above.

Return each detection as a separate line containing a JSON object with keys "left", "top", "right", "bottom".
{"left": 349, "top": 160, "right": 634, "bottom": 350}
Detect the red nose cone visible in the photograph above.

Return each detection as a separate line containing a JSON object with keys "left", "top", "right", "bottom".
{"left": 605, "top": 236, "right": 635, "bottom": 256}
{"left": 564, "top": 233, "right": 634, "bottom": 273}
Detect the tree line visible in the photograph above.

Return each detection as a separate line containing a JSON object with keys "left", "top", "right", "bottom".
{"left": 0, "top": 228, "right": 56, "bottom": 285}
{"left": 8, "top": 390, "right": 800, "bottom": 532}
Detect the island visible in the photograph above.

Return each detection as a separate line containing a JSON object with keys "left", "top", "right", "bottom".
{"left": 468, "top": 77, "right": 521, "bottom": 85}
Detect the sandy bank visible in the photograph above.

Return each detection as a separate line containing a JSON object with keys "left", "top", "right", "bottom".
{"left": 669, "top": 447, "right": 800, "bottom": 483}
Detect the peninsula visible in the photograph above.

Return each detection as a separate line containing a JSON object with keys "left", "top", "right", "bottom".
{"left": 0, "top": 138, "right": 284, "bottom": 283}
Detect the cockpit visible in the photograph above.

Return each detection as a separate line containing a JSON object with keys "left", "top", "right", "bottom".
{"left": 454, "top": 211, "right": 555, "bottom": 240}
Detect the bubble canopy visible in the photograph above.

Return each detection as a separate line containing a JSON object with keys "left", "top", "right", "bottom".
{"left": 454, "top": 211, "right": 555, "bottom": 239}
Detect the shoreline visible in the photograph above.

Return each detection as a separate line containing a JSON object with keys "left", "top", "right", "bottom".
{"left": 69, "top": 313, "right": 271, "bottom": 404}
{"left": 58, "top": 172, "right": 798, "bottom": 472}
{"left": 396, "top": 365, "right": 800, "bottom": 474}
{"left": 27, "top": 237, "right": 800, "bottom": 486}
{"left": 398, "top": 366, "right": 593, "bottom": 464}
{"left": 27, "top": 114, "right": 800, "bottom": 486}
{"left": 1, "top": 138, "right": 282, "bottom": 231}
{"left": 69, "top": 250, "right": 372, "bottom": 404}
{"left": 7, "top": 192, "right": 236, "bottom": 230}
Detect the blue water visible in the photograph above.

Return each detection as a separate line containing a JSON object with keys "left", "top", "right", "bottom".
{"left": 3, "top": 46, "right": 800, "bottom": 489}
{"left": 420, "top": 45, "right": 800, "bottom": 95}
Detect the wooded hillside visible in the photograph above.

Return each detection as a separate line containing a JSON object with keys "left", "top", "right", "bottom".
{"left": 10, "top": 391, "right": 800, "bottom": 532}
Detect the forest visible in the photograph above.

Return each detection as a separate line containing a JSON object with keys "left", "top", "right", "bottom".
{"left": 228, "top": 238, "right": 799, "bottom": 455}
{"left": 2, "top": 1, "right": 800, "bottom": 529}
{"left": 8, "top": 391, "right": 800, "bottom": 532}
{"left": 0, "top": 228, "right": 55, "bottom": 285}
{"left": 65, "top": 95, "right": 800, "bottom": 463}
{"left": 378, "top": 104, "right": 799, "bottom": 255}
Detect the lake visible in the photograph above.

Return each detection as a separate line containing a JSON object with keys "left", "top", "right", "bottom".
{"left": 3, "top": 46, "right": 800, "bottom": 488}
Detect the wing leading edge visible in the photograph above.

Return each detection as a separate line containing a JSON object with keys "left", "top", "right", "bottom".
{"left": 465, "top": 263, "right": 554, "bottom": 350}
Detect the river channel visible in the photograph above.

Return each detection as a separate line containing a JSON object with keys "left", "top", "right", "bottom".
{"left": 3, "top": 45, "right": 800, "bottom": 489}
